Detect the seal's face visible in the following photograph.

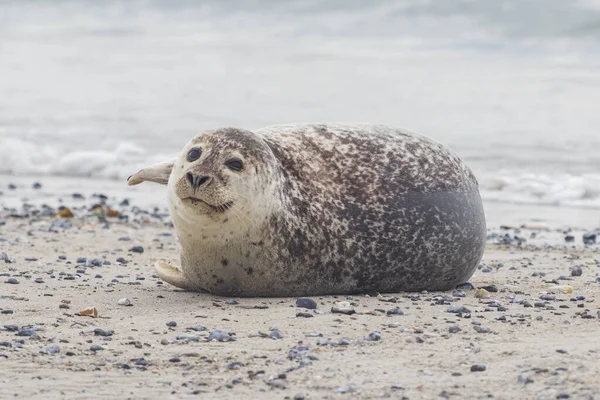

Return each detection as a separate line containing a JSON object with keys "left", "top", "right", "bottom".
{"left": 170, "top": 128, "right": 278, "bottom": 220}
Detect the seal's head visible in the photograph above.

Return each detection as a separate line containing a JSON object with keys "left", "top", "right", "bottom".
{"left": 170, "top": 128, "right": 278, "bottom": 220}
{"left": 128, "top": 128, "right": 280, "bottom": 229}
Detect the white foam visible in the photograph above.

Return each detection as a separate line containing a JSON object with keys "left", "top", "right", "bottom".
{"left": 0, "top": 137, "right": 175, "bottom": 181}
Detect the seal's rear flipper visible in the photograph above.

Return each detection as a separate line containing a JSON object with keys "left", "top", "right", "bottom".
{"left": 127, "top": 160, "right": 175, "bottom": 186}
{"left": 155, "top": 260, "right": 197, "bottom": 291}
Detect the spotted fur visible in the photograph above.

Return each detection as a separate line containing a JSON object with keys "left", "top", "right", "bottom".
{"left": 162, "top": 124, "right": 486, "bottom": 296}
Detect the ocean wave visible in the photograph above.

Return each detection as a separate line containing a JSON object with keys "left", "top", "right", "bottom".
{"left": 0, "top": 137, "right": 175, "bottom": 181}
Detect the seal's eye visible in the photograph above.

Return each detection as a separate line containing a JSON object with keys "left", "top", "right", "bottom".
{"left": 225, "top": 158, "right": 243, "bottom": 171}
{"left": 187, "top": 148, "right": 201, "bottom": 162}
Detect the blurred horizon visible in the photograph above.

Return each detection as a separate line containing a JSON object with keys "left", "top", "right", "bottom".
{"left": 1, "top": 0, "right": 600, "bottom": 208}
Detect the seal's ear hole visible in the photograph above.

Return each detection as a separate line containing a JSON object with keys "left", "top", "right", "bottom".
{"left": 187, "top": 148, "right": 202, "bottom": 162}
{"left": 225, "top": 158, "right": 244, "bottom": 172}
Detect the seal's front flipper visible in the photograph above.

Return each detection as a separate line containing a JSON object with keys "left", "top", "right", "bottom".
{"left": 155, "top": 260, "right": 197, "bottom": 291}
{"left": 127, "top": 160, "right": 175, "bottom": 186}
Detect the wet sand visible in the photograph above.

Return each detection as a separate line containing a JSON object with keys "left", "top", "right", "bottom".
{"left": 1, "top": 187, "right": 600, "bottom": 400}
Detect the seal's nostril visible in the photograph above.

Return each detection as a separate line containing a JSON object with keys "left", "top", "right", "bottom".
{"left": 186, "top": 172, "right": 195, "bottom": 186}
{"left": 186, "top": 173, "right": 210, "bottom": 188}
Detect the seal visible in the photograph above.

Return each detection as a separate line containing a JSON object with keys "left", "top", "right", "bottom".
{"left": 128, "top": 124, "right": 486, "bottom": 296}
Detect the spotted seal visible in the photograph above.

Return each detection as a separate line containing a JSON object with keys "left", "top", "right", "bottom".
{"left": 128, "top": 124, "right": 486, "bottom": 296}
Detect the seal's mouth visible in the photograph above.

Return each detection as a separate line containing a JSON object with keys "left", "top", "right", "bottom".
{"left": 184, "top": 197, "right": 233, "bottom": 213}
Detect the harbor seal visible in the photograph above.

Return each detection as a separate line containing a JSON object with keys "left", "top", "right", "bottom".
{"left": 128, "top": 124, "right": 486, "bottom": 296}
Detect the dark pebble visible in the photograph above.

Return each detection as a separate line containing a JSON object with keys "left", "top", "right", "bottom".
{"left": 46, "top": 344, "right": 60, "bottom": 354}
{"left": 583, "top": 233, "right": 596, "bottom": 245}
{"left": 556, "top": 393, "right": 570, "bottom": 399}
{"left": 32, "top": 182, "right": 42, "bottom": 189}
{"left": 564, "top": 235, "right": 575, "bottom": 243}
{"left": 34, "top": 278, "right": 44, "bottom": 284}
{"left": 94, "top": 328, "right": 114, "bottom": 337}
{"left": 16, "top": 328, "right": 36, "bottom": 336}
{"left": 76, "top": 257, "right": 87, "bottom": 264}
{"left": 570, "top": 266, "right": 583, "bottom": 277}
{"left": 364, "top": 331, "right": 381, "bottom": 341}
{"left": 1, "top": 310, "right": 14, "bottom": 315}
{"left": 166, "top": 321, "right": 177, "bottom": 328}
{"left": 386, "top": 307, "right": 404, "bottom": 316}
{"left": 296, "top": 312, "right": 313, "bottom": 318}
{"left": 473, "top": 325, "right": 491, "bottom": 333}
{"left": 452, "top": 290, "right": 466, "bottom": 298}
{"left": 296, "top": 298, "right": 317, "bottom": 310}
{"left": 207, "top": 329, "right": 236, "bottom": 342}
{"left": 480, "top": 285, "right": 498, "bottom": 292}
{"left": 470, "top": 364, "right": 486, "bottom": 372}
{"left": 187, "top": 325, "right": 207, "bottom": 332}
{"left": 129, "top": 246, "right": 144, "bottom": 254}
{"left": 455, "top": 282, "right": 475, "bottom": 290}
{"left": 8, "top": 184, "right": 16, "bottom": 190}
{"left": 116, "top": 257, "right": 128, "bottom": 264}
{"left": 268, "top": 329, "right": 283, "bottom": 339}
{"left": 447, "top": 306, "right": 471, "bottom": 314}
{"left": 4, "top": 324, "right": 18, "bottom": 332}
{"left": 169, "top": 356, "right": 181, "bottom": 363}
{"left": 5, "top": 278, "right": 19, "bottom": 284}
{"left": 448, "top": 325, "right": 460, "bottom": 333}
{"left": 90, "top": 345, "right": 104, "bottom": 351}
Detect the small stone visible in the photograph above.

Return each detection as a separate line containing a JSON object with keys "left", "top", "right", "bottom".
{"left": 76, "top": 257, "right": 87, "bottom": 264}
{"left": 474, "top": 289, "right": 490, "bottom": 299}
{"left": 187, "top": 325, "right": 206, "bottom": 332}
{"left": 293, "top": 394, "right": 306, "bottom": 400}
{"left": 4, "top": 325, "right": 18, "bottom": 332}
{"left": 480, "top": 285, "right": 498, "bottom": 292}
{"left": 571, "top": 266, "right": 583, "bottom": 277}
{"left": 93, "top": 329, "right": 114, "bottom": 337}
{"left": 447, "top": 306, "right": 471, "bottom": 314}
{"left": 90, "top": 345, "right": 104, "bottom": 351}
{"left": 5, "top": 278, "right": 19, "bottom": 284}
{"left": 364, "top": 331, "right": 381, "bottom": 341}
{"left": 386, "top": 307, "right": 404, "bottom": 316}
{"left": 169, "top": 356, "right": 181, "bottom": 363}
{"left": 470, "top": 364, "right": 486, "bottom": 372}
{"left": 448, "top": 325, "right": 460, "bottom": 333}
{"left": 452, "top": 290, "right": 466, "bottom": 298}
{"left": 166, "top": 321, "right": 177, "bottom": 327}
{"left": 16, "top": 328, "right": 36, "bottom": 336}
{"left": 207, "top": 329, "right": 236, "bottom": 342}
{"left": 295, "top": 298, "right": 317, "bottom": 310}
{"left": 564, "top": 235, "right": 575, "bottom": 243}
{"left": 116, "top": 257, "right": 128, "bottom": 264}
{"left": 456, "top": 282, "right": 475, "bottom": 290}
{"left": 129, "top": 246, "right": 144, "bottom": 254}
{"left": 556, "top": 393, "right": 570, "bottom": 399}
{"left": 331, "top": 301, "right": 355, "bottom": 315}
{"left": 46, "top": 344, "right": 60, "bottom": 354}
{"left": 473, "top": 325, "right": 491, "bottom": 334}
{"left": 296, "top": 312, "right": 313, "bottom": 318}
{"left": 583, "top": 233, "right": 596, "bottom": 245}
{"left": 32, "top": 182, "right": 42, "bottom": 189}
{"left": 118, "top": 298, "right": 132, "bottom": 306}
{"left": 177, "top": 333, "right": 199, "bottom": 342}
{"left": 268, "top": 329, "right": 283, "bottom": 339}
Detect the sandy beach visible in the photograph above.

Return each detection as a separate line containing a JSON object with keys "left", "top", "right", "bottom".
{"left": 1, "top": 182, "right": 599, "bottom": 400}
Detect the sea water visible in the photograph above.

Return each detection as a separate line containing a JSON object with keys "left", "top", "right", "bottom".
{"left": 1, "top": 0, "right": 600, "bottom": 211}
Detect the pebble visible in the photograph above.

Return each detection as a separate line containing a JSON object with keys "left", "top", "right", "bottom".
{"left": 293, "top": 394, "right": 306, "bottom": 400}
{"left": 176, "top": 333, "right": 199, "bottom": 342}
{"left": 129, "top": 246, "right": 144, "bottom": 254}
{"left": 452, "top": 290, "right": 466, "bottom": 298}
{"left": 474, "top": 288, "right": 490, "bottom": 299}
{"left": 570, "top": 266, "right": 583, "bottom": 277}
{"left": 90, "top": 345, "right": 104, "bottom": 351}
{"left": 480, "top": 285, "right": 498, "bottom": 292}
{"left": 456, "top": 282, "right": 475, "bottom": 290}
{"left": 187, "top": 325, "right": 207, "bottom": 332}
{"left": 16, "top": 328, "right": 36, "bottom": 336}
{"left": 76, "top": 257, "right": 87, "bottom": 264}
{"left": 331, "top": 301, "right": 355, "bottom": 315}
{"left": 583, "top": 233, "right": 597, "bottom": 245}
{"left": 556, "top": 393, "right": 570, "bottom": 399}
{"left": 473, "top": 325, "right": 491, "bottom": 333}
{"left": 386, "top": 307, "right": 404, "bottom": 316}
{"left": 5, "top": 278, "right": 19, "bottom": 284}
{"left": 166, "top": 321, "right": 177, "bottom": 327}
{"left": 46, "top": 344, "right": 60, "bottom": 354}
{"left": 470, "top": 364, "right": 486, "bottom": 372}
{"left": 296, "top": 312, "right": 313, "bottom": 318}
{"left": 564, "top": 235, "right": 575, "bottom": 243}
{"left": 295, "top": 297, "right": 317, "bottom": 310}
{"left": 364, "top": 331, "right": 382, "bottom": 341}
{"left": 4, "top": 325, "right": 18, "bottom": 332}
{"left": 94, "top": 329, "right": 114, "bottom": 337}
{"left": 448, "top": 325, "right": 461, "bottom": 333}
{"left": 207, "top": 329, "right": 236, "bottom": 342}
{"left": 268, "top": 329, "right": 283, "bottom": 339}
{"left": 118, "top": 298, "right": 133, "bottom": 306}
{"left": 447, "top": 306, "right": 471, "bottom": 314}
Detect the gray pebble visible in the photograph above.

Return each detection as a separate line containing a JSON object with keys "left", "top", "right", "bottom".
{"left": 268, "top": 329, "right": 283, "bottom": 339}
{"left": 296, "top": 297, "right": 317, "bottom": 310}
{"left": 208, "top": 329, "right": 236, "bottom": 342}
{"left": 471, "top": 364, "right": 486, "bottom": 372}
{"left": 364, "top": 331, "right": 382, "bottom": 341}
{"left": 93, "top": 329, "right": 114, "bottom": 337}
{"left": 90, "top": 345, "right": 104, "bottom": 351}
{"left": 16, "top": 328, "right": 36, "bottom": 336}
{"left": 448, "top": 325, "right": 461, "bottom": 333}
{"left": 4, "top": 325, "right": 18, "bottom": 332}
{"left": 129, "top": 246, "right": 144, "bottom": 254}
{"left": 176, "top": 333, "right": 199, "bottom": 342}
{"left": 386, "top": 307, "right": 404, "bottom": 316}
{"left": 166, "top": 321, "right": 177, "bottom": 327}
{"left": 5, "top": 278, "right": 19, "bottom": 284}
{"left": 447, "top": 306, "right": 471, "bottom": 314}
{"left": 187, "top": 325, "right": 207, "bottom": 332}
{"left": 571, "top": 266, "right": 583, "bottom": 277}
{"left": 456, "top": 282, "right": 475, "bottom": 290}
{"left": 47, "top": 344, "right": 60, "bottom": 354}
{"left": 473, "top": 325, "right": 491, "bottom": 334}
